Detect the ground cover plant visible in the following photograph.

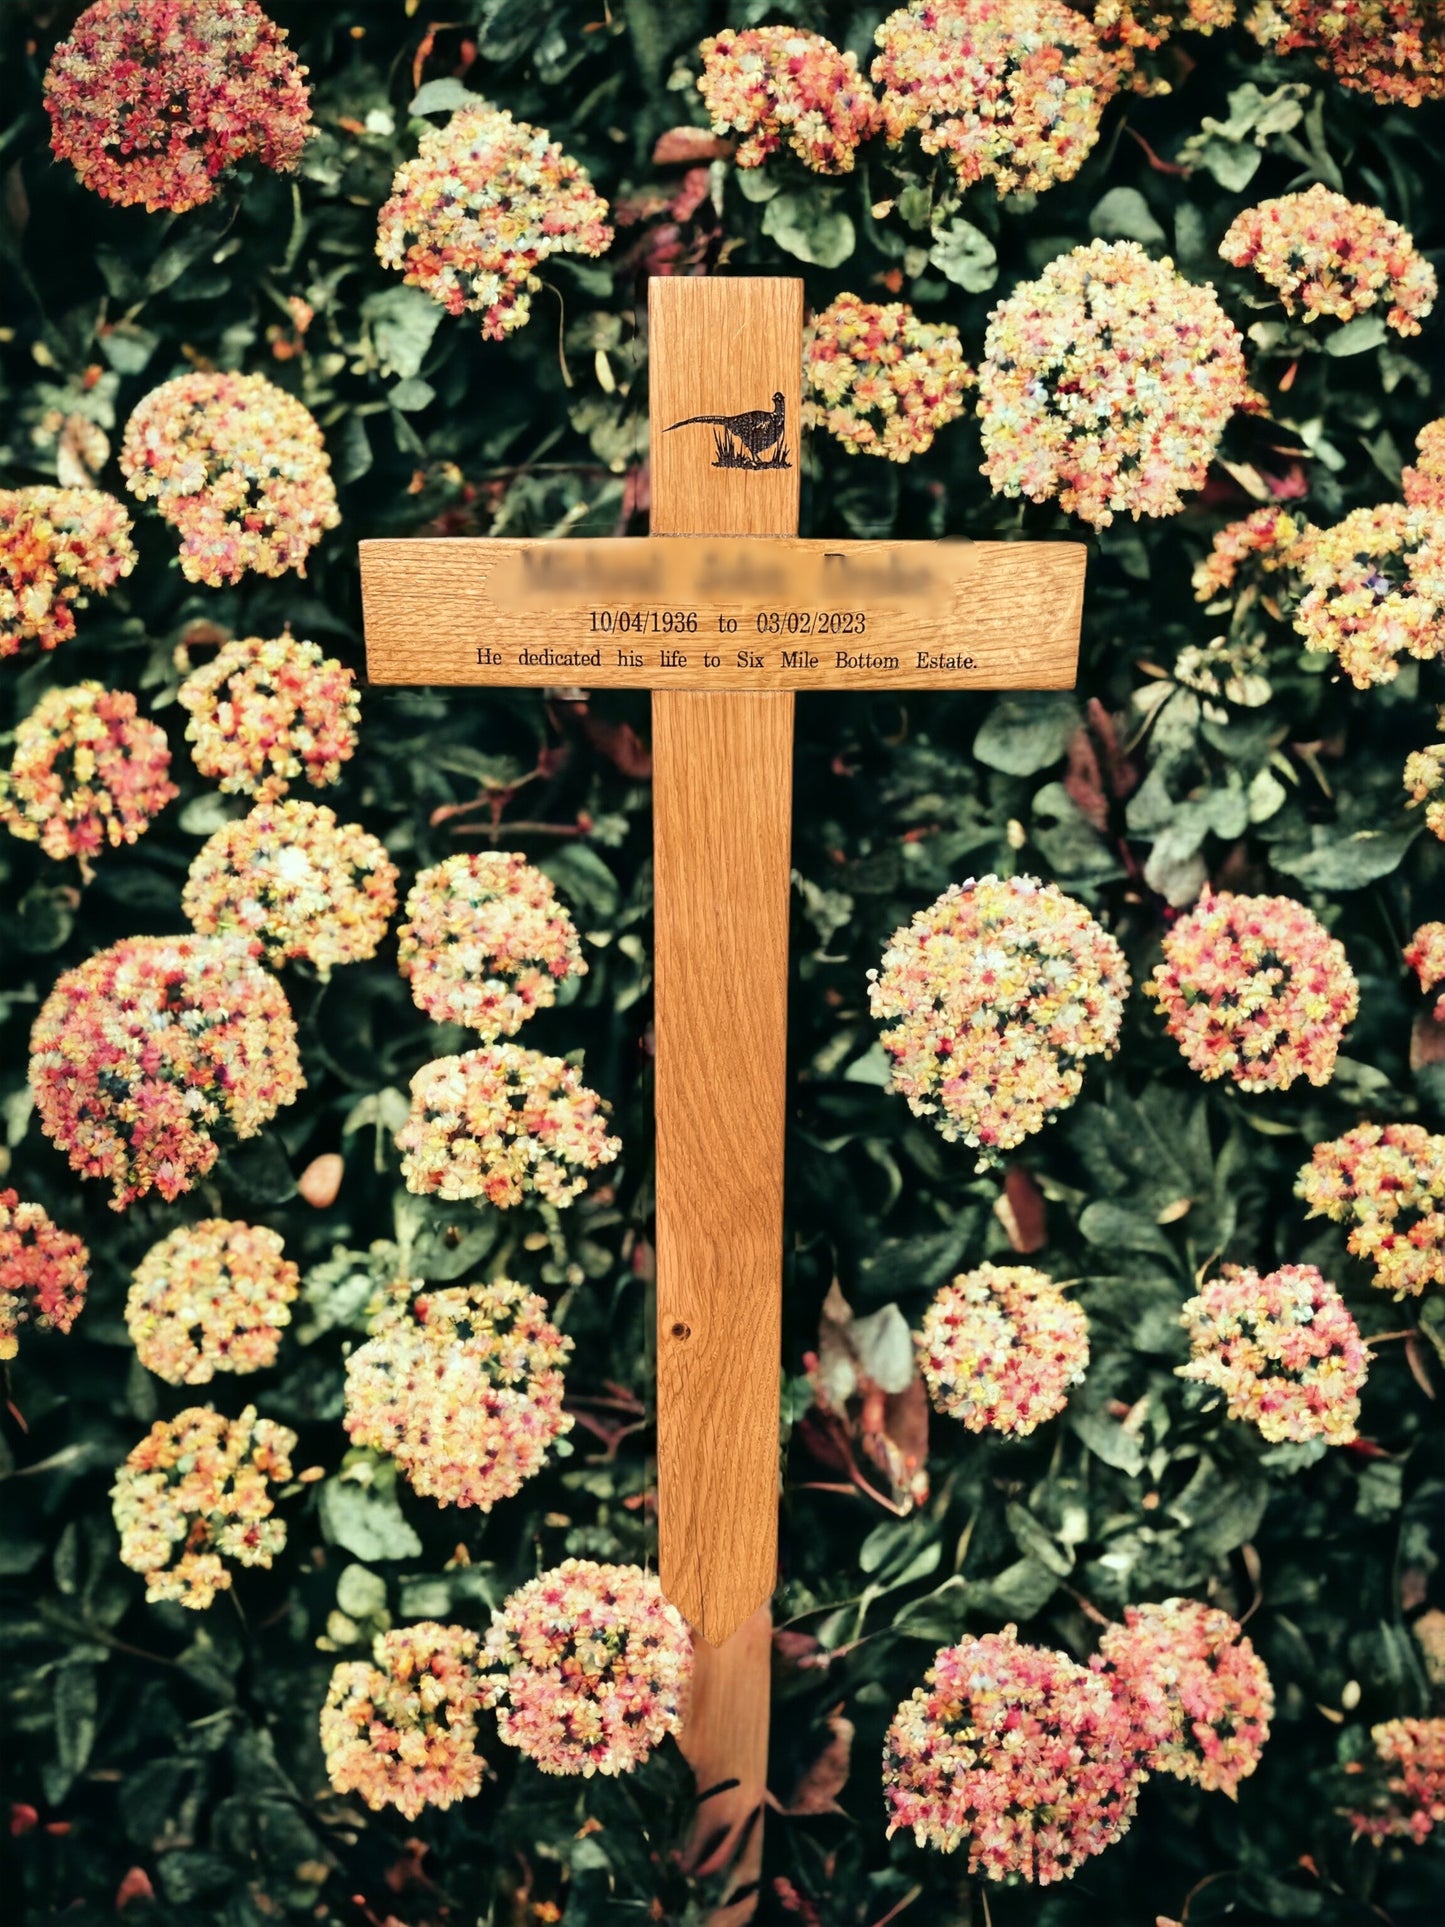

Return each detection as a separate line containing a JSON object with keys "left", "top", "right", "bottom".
{"left": 1, "top": 3, "right": 1444, "bottom": 1924}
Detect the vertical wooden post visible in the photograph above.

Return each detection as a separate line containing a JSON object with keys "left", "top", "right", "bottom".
{"left": 651, "top": 275, "right": 802, "bottom": 1916}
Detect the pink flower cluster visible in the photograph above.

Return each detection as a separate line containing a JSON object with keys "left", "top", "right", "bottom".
{"left": 1094, "top": 1599, "right": 1273, "bottom": 1796}
{"left": 803, "top": 296, "right": 974, "bottom": 463}
{"left": 1349, "top": 1717, "right": 1445, "bottom": 1843}
{"left": 1193, "top": 505, "right": 1304, "bottom": 602}
{"left": 1404, "top": 921, "right": 1445, "bottom": 1022}
{"left": 883, "top": 1626, "right": 1142, "bottom": 1880}
{"left": 1297, "top": 1123, "right": 1445, "bottom": 1300}
{"left": 1403, "top": 417, "right": 1445, "bottom": 514}
{"left": 872, "top": 0, "right": 1119, "bottom": 195}
{"left": 978, "top": 241, "right": 1248, "bottom": 528}
{"left": 125, "top": 1218, "right": 299, "bottom": 1385}
{"left": 111, "top": 1404, "right": 297, "bottom": 1608}
{"left": 919, "top": 1263, "right": 1090, "bottom": 1434}
{"left": 0, "top": 486, "right": 136, "bottom": 657}
{"left": 343, "top": 1278, "right": 572, "bottom": 1510}
{"left": 29, "top": 934, "right": 304, "bottom": 1209}
{"left": 177, "top": 635, "right": 360, "bottom": 801}
{"left": 1247, "top": 1, "right": 1445, "bottom": 107}
{"left": 1220, "top": 185, "right": 1436, "bottom": 336}
{"left": 1292, "top": 505, "right": 1445, "bottom": 688}
{"left": 120, "top": 372, "right": 339, "bottom": 585}
{"left": 697, "top": 26, "right": 880, "bottom": 172}
{"left": 1177, "top": 1263, "right": 1369, "bottom": 1445}
{"left": 1147, "top": 889, "right": 1358, "bottom": 1091}
{"left": 396, "top": 1045, "right": 620, "bottom": 1207}
{"left": 377, "top": 105, "right": 613, "bottom": 340}
{"left": 0, "top": 682, "right": 175, "bottom": 868}
{"left": 480, "top": 1559, "right": 692, "bottom": 1777}
{"left": 0, "top": 1190, "right": 88, "bottom": 1361}
{"left": 44, "top": 0, "right": 310, "bottom": 212}
{"left": 1404, "top": 741, "right": 1445, "bottom": 840}
{"left": 1090, "top": 2, "right": 1238, "bottom": 88}
{"left": 397, "top": 852, "right": 586, "bottom": 1036}
{"left": 183, "top": 800, "right": 398, "bottom": 979}
{"left": 321, "top": 1622, "right": 484, "bottom": 1819}
{"left": 868, "top": 875, "right": 1129, "bottom": 1166}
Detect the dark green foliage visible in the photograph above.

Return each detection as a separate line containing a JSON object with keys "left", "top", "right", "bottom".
{"left": 1, "top": 4, "right": 1443, "bottom": 1925}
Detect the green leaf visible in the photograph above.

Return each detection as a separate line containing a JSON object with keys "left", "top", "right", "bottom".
{"left": 761, "top": 191, "right": 856, "bottom": 269}
{"left": 1089, "top": 187, "right": 1165, "bottom": 247}
{"left": 317, "top": 1480, "right": 423, "bottom": 1562}
{"left": 363, "top": 285, "right": 445, "bottom": 381}
{"left": 1275, "top": 824, "right": 1418, "bottom": 889}
{"left": 928, "top": 219, "right": 997, "bottom": 292}
{"left": 1325, "top": 315, "right": 1390, "bottom": 358}
{"left": 973, "top": 694, "right": 1080, "bottom": 776}
{"left": 1070, "top": 1408, "right": 1146, "bottom": 1477}
{"left": 410, "top": 79, "right": 479, "bottom": 116}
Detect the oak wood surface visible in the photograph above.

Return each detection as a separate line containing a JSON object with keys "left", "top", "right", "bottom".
{"left": 358, "top": 534, "right": 1084, "bottom": 690}
{"left": 677, "top": 1603, "right": 773, "bottom": 1923}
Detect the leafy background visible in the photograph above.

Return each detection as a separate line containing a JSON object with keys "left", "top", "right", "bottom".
{"left": 1, "top": 2, "right": 1444, "bottom": 1924}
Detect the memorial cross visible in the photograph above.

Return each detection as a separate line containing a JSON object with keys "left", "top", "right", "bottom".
{"left": 359, "top": 277, "right": 1085, "bottom": 1652}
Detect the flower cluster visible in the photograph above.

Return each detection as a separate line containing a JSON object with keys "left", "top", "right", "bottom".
{"left": 111, "top": 1404, "right": 296, "bottom": 1608}
{"left": 343, "top": 1278, "right": 572, "bottom": 1509}
{"left": 1291, "top": 505, "right": 1445, "bottom": 688}
{"left": 396, "top": 1045, "right": 620, "bottom": 1207}
{"left": 1405, "top": 921, "right": 1445, "bottom": 1022}
{"left": 1349, "top": 1718, "right": 1445, "bottom": 1843}
{"left": 868, "top": 875, "right": 1129, "bottom": 1166}
{"left": 1146, "top": 889, "right": 1358, "bottom": 1090}
{"left": 883, "top": 1626, "right": 1142, "bottom": 1879}
{"left": 1172, "top": 631, "right": 1274, "bottom": 714}
{"left": 183, "top": 800, "right": 397, "bottom": 979}
{"left": 1095, "top": 1599, "right": 1273, "bottom": 1796}
{"left": 0, "top": 1191, "right": 88, "bottom": 1361}
{"left": 120, "top": 371, "right": 339, "bottom": 585}
{"left": 397, "top": 852, "right": 586, "bottom": 1036}
{"left": 803, "top": 296, "right": 974, "bottom": 462}
{"left": 321, "top": 1622, "right": 484, "bottom": 1819}
{"left": 1403, "top": 417, "right": 1445, "bottom": 514}
{"left": 872, "top": 0, "right": 1118, "bottom": 195}
{"left": 919, "top": 1264, "right": 1090, "bottom": 1435}
{"left": 125, "top": 1219, "right": 299, "bottom": 1385}
{"left": 1192, "top": 505, "right": 1304, "bottom": 602}
{"left": 0, "top": 682, "right": 176, "bottom": 867}
{"left": 977, "top": 241, "right": 1248, "bottom": 528}
{"left": 29, "top": 934, "right": 304, "bottom": 1209}
{"left": 1, "top": 486, "right": 136, "bottom": 657}
{"left": 177, "top": 635, "right": 360, "bottom": 801}
{"left": 1247, "top": 1, "right": 1445, "bottom": 107}
{"left": 377, "top": 105, "right": 613, "bottom": 340}
{"left": 1177, "top": 1263, "right": 1369, "bottom": 1445}
{"left": 1090, "top": 0, "right": 1238, "bottom": 87}
{"left": 480, "top": 1560, "right": 692, "bottom": 1777}
{"left": 1404, "top": 741, "right": 1445, "bottom": 839}
{"left": 697, "top": 26, "right": 879, "bottom": 172}
{"left": 1220, "top": 185, "right": 1436, "bottom": 337}
{"left": 1297, "top": 1123, "right": 1445, "bottom": 1299}
{"left": 44, "top": 0, "right": 310, "bottom": 213}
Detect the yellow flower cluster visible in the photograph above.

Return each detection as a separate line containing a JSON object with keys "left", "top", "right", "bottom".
{"left": 977, "top": 241, "right": 1248, "bottom": 528}
{"left": 1192, "top": 505, "right": 1303, "bottom": 602}
{"left": 919, "top": 1264, "right": 1090, "bottom": 1434}
{"left": 183, "top": 799, "right": 398, "bottom": 979}
{"left": 111, "top": 1404, "right": 297, "bottom": 1608}
{"left": 1403, "top": 417, "right": 1445, "bottom": 515}
{"left": 803, "top": 295, "right": 974, "bottom": 463}
{"left": 177, "top": 635, "right": 360, "bottom": 801}
{"left": 0, "top": 485, "right": 136, "bottom": 657}
{"left": 1297, "top": 1123, "right": 1445, "bottom": 1300}
{"left": 0, "top": 682, "right": 175, "bottom": 868}
{"left": 120, "top": 371, "right": 339, "bottom": 585}
{"left": 397, "top": 851, "right": 586, "bottom": 1035}
{"left": 869, "top": 875, "right": 1129, "bottom": 1167}
{"left": 1404, "top": 741, "right": 1445, "bottom": 840}
{"left": 1090, "top": 0, "right": 1238, "bottom": 90}
{"left": 396, "top": 1045, "right": 621, "bottom": 1206}
{"left": 343, "top": 1279, "right": 572, "bottom": 1510}
{"left": 125, "top": 1219, "right": 300, "bottom": 1385}
{"left": 0, "top": 1190, "right": 88, "bottom": 1362}
{"left": 321, "top": 1622, "right": 484, "bottom": 1819}
{"left": 1247, "top": 1, "right": 1445, "bottom": 107}
{"left": 1220, "top": 184, "right": 1437, "bottom": 337}
{"left": 1291, "top": 504, "right": 1445, "bottom": 688}
{"left": 872, "top": 0, "right": 1120, "bottom": 195}
{"left": 1404, "top": 921, "right": 1445, "bottom": 1022}
{"left": 697, "top": 26, "right": 880, "bottom": 172}
{"left": 377, "top": 105, "right": 613, "bottom": 340}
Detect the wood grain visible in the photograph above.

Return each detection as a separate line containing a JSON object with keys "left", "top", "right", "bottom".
{"left": 678, "top": 1604, "right": 772, "bottom": 1923}
{"left": 358, "top": 534, "right": 1085, "bottom": 691}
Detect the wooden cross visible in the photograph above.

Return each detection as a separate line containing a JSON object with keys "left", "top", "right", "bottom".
{"left": 360, "top": 273, "right": 1082, "bottom": 1634}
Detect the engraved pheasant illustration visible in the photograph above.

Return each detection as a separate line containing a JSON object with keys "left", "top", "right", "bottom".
{"left": 665, "top": 391, "right": 789, "bottom": 467}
